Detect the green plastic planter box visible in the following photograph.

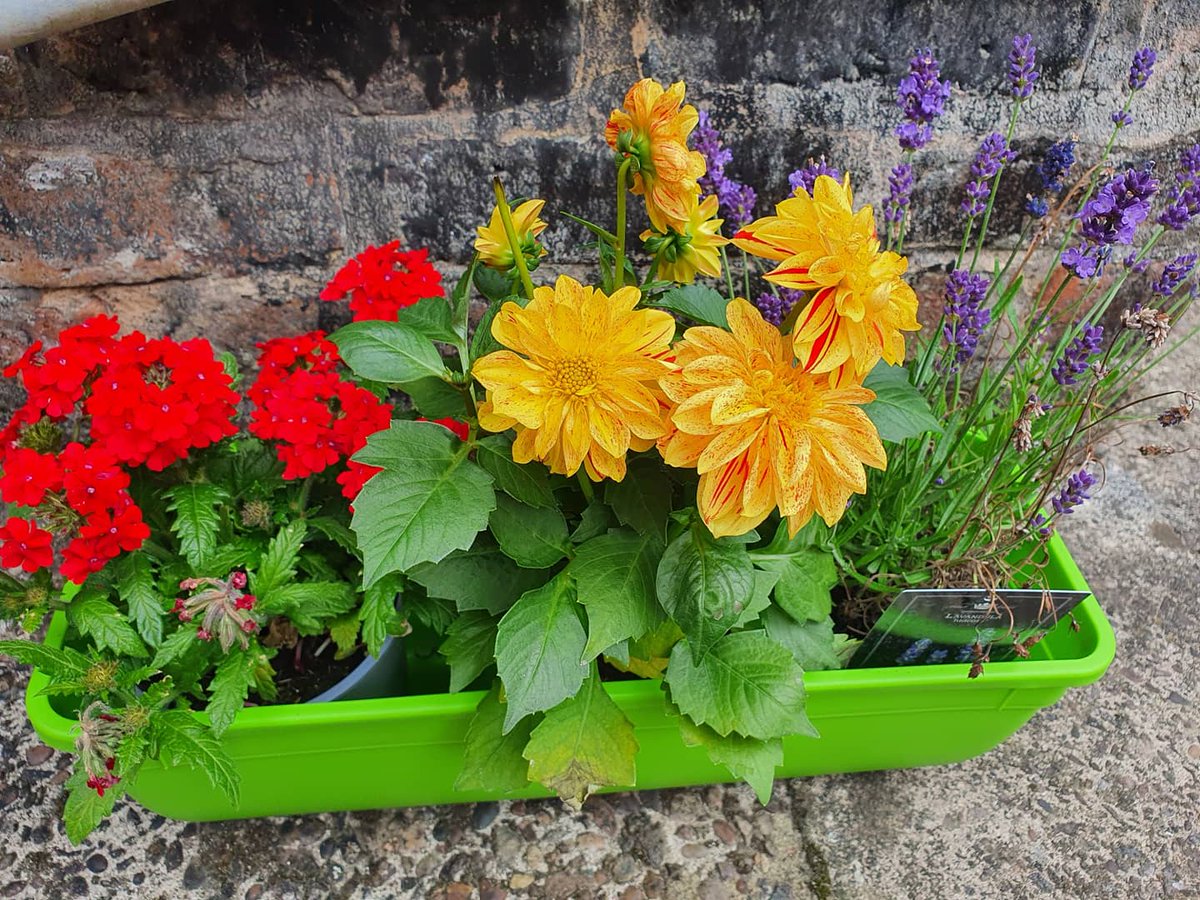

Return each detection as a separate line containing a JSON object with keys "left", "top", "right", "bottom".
{"left": 24, "top": 533, "right": 1114, "bottom": 821}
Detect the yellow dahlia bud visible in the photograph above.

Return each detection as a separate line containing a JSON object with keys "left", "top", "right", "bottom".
{"left": 474, "top": 198, "right": 549, "bottom": 276}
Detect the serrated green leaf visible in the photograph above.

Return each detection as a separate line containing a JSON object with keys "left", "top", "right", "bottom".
{"left": 259, "top": 583, "right": 356, "bottom": 634}
{"left": 862, "top": 362, "right": 942, "bottom": 441}
{"left": 329, "top": 611, "right": 361, "bottom": 660}
{"left": 475, "top": 435, "right": 556, "bottom": 509}
{"left": 670, "top": 701, "right": 781, "bottom": 805}
{"left": 68, "top": 592, "right": 148, "bottom": 658}
{"left": 605, "top": 457, "right": 672, "bottom": 540}
{"left": 164, "top": 484, "right": 228, "bottom": 568}
{"left": 454, "top": 680, "right": 534, "bottom": 794}
{"left": 439, "top": 610, "right": 498, "bottom": 692}
{"left": 207, "top": 651, "right": 258, "bottom": 737}
{"left": 307, "top": 516, "right": 358, "bottom": 554}
{"left": 150, "top": 709, "right": 239, "bottom": 804}
{"left": 351, "top": 421, "right": 495, "bottom": 586}
{"left": 656, "top": 526, "right": 755, "bottom": 662}
{"left": 330, "top": 320, "right": 449, "bottom": 384}
{"left": 523, "top": 669, "right": 638, "bottom": 807}
{"left": 113, "top": 553, "right": 164, "bottom": 647}
{"left": 406, "top": 592, "right": 456, "bottom": 634}
{"left": 495, "top": 574, "right": 588, "bottom": 732}
{"left": 665, "top": 630, "right": 817, "bottom": 740}
{"left": 489, "top": 494, "right": 569, "bottom": 569}
{"left": 646, "top": 284, "right": 729, "bottom": 327}
{"left": 358, "top": 575, "right": 400, "bottom": 658}
{"left": 254, "top": 521, "right": 307, "bottom": 598}
{"left": 762, "top": 608, "right": 844, "bottom": 672}
{"left": 569, "top": 529, "right": 664, "bottom": 662}
{"left": 0, "top": 640, "right": 91, "bottom": 679}
{"left": 753, "top": 547, "right": 837, "bottom": 623}
{"left": 395, "top": 295, "right": 460, "bottom": 344}
{"left": 408, "top": 536, "right": 551, "bottom": 615}
{"left": 63, "top": 768, "right": 120, "bottom": 844}
{"left": 151, "top": 626, "right": 199, "bottom": 670}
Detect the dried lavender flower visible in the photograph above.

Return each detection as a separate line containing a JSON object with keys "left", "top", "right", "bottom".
{"left": 1158, "top": 404, "right": 1190, "bottom": 427}
{"left": 1121, "top": 306, "right": 1171, "bottom": 347}
{"left": 1012, "top": 393, "right": 1046, "bottom": 453}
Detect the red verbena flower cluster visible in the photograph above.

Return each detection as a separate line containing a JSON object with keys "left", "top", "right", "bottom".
{"left": 0, "top": 316, "right": 235, "bottom": 582}
{"left": 247, "top": 332, "right": 393, "bottom": 498}
{"left": 319, "top": 241, "right": 444, "bottom": 321}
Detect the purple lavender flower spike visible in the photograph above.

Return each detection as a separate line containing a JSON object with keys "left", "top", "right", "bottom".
{"left": 1051, "top": 469, "right": 1098, "bottom": 515}
{"left": 1158, "top": 144, "right": 1200, "bottom": 231}
{"left": 1061, "top": 243, "right": 1112, "bottom": 279}
{"left": 693, "top": 110, "right": 756, "bottom": 229}
{"left": 1008, "top": 34, "right": 1039, "bottom": 100}
{"left": 884, "top": 163, "right": 914, "bottom": 225}
{"left": 962, "top": 133, "right": 1017, "bottom": 217}
{"left": 1123, "top": 252, "right": 1150, "bottom": 274}
{"left": 717, "top": 180, "right": 757, "bottom": 229}
{"left": 1063, "top": 167, "right": 1159, "bottom": 278}
{"left": 895, "top": 49, "right": 951, "bottom": 151}
{"left": 789, "top": 157, "right": 842, "bottom": 196}
{"left": 1037, "top": 140, "right": 1076, "bottom": 192}
{"left": 941, "top": 269, "right": 992, "bottom": 367}
{"left": 1050, "top": 323, "right": 1104, "bottom": 386}
{"left": 1112, "top": 110, "right": 1133, "bottom": 128}
{"left": 1026, "top": 196, "right": 1049, "bottom": 217}
{"left": 1151, "top": 253, "right": 1198, "bottom": 298}
{"left": 1129, "top": 47, "right": 1156, "bottom": 91}
{"left": 753, "top": 289, "right": 804, "bottom": 327}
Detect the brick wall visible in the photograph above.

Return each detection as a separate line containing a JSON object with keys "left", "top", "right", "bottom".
{"left": 1, "top": 0, "right": 1198, "bottom": 407}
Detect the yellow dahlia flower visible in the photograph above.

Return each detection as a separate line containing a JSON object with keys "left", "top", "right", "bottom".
{"left": 732, "top": 174, "right": 920, "bottom": 386}
{"left": 657, "top": 298, "right": 886, "bottom": 538}
{"left": 641, "top": 194, "right": 730, "bottom": 285}
{"left": 474, "top": 198, "right": 549, "bottom": 274}
{"left": 472, "top": 275, "right": 676, "bottom": 482}
{"left": 605, "top": 78, "right": 707, "bottom": 232}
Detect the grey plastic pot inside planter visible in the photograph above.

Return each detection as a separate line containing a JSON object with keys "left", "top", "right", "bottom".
{"left": 307, "top": 634, "right": 406, "bottom": 704}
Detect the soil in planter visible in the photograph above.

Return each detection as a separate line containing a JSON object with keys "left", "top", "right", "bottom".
{"left": 832, "top": 585, "right": 889, "bottom": 639}
{"left": 249, "top": 639, "right": 366, "bottom": 706}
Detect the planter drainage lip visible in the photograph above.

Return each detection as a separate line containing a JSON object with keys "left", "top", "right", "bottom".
{"left": 23, "top": 533, "right": 1116, "bottom": 816}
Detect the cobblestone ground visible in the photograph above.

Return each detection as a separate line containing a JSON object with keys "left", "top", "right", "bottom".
{"left": 0, "top": 352, "right": 1196, "bottom": 900}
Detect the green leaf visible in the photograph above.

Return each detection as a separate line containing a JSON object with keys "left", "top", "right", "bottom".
{"left": 569, "top": 530, "right": 664, "bottom": 662}
{"left": 753, "top": 547, "right": 837, "bottom": 623}
{"left": 151, "top": 626, "right": 199, "bottom": 670}
{"left": 395, "top": 295, "right": 460, "bottom": 344}
{"left": 399, "top": 377, "right": 469, "bottom": 419}
{"left": 473, "top": 264, "right": 515, "bottom": 302}
{"left": 406, "top": 592, "right": 456, "bottom": 634}
{"left": 489, "top": 494, "right": 569, "bottom": 569}
{"left": 329, "top": 320, "right": 449, "bottom": 384}
{"left": 351, "top": 421, "right": 495, "bottom": 586}
{"left": 665, "top": 630, "right": 817, "bottom": 740}
{"left": 670, "top": 702, "right": 781, "bottom": 805}
{"left": 164, "top": 484, "right": 228, "bottom": 568}
{"left": 409, "top": 536, "right": 550, "bottom": 616}
{"left": 469, "top": 298, "right": 506, "bottom": 361}
{"left": 523, "top": 669, "right": 638, "bottom": 807}
{"left": 454, "top": 681, "right": 534, "bottom": 794}
{"left": 762, "top": 608, "right": 844, "bottom": 672}
{"left": 64, "top": 768, "right": 120, "bottom": 844}
{"left": 570, "top": 500, "right": 614, "bottom": 544}
{"left": 258, "top": 583, "right": 356, "bottom": 634}
{"left": 862, "top": 362, "right": 942, "bottom": 442}
{"left": 495, "top": 574, "right": 588, "bottom": 732}
{"left": 656, "top": 526, "right": 755, "bottom": 662}
{"left": 451, "top": 254, "right": 479, "bottom": 346}
{"left": 68, "top": 591, "right": 148, "bottom": 658}
{"left": 359, "top": 575, "right": 401, "bottom": 658}
{"left": 439, "top": 610, "right": 498, "bottom": 692}
{"left": 329, "top": 611, "right": 361, "bottom": 660}
{"left": 733, "top": 567, "right": 783, "bottom": 629}
{"left": 646, "top": 284, "right": 729, "bottom": 328}
{"left": 207, "top": 651, "right": 258, "bottom": 737}
{"left": 605, "top": 457, "right": 672, "bottom": 541}
{"left": 113, "top": 553, "right": 164, "bottom": 647}
{"left": 0, "top": 640, "right": 91, "bottom": 679}
{"left": 307, "top": 516, "right": 358, "bottom": 554}
{"left": 475, "top": 435, "right": 557, "bottom": 509}
{"left": 150, "top": 709, "right": 239, "bottom": 804}
{"left": 253, "top": 521, "right": 307, "bottom": 598}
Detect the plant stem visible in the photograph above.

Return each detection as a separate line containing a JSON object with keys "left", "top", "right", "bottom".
{"left": 492, "top": 177, "right": 535, "bottom": 300}
{"left": 614, "top": 158, "right": 633, "bottom": 289}
{"left": 720, "top": 247, "right": 736, "bottom": 301}
{"left": 575, "top": 471, "right": 595, "bottom": 503}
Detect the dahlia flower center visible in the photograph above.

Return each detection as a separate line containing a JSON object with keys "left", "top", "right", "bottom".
{"left": 753, "top": 363, "right": 815, "bottom": 419}
{"left": 549, "top": 357, "right": 599, "bottom": 396}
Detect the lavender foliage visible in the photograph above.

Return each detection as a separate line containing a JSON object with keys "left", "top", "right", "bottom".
{"left": 895, "top": 49, "right": 950, "bottom": 151}
{"left": 1050, "top": 323, "right": 1104, "bottom": 386}
{"left": 1008, "top": 34, "right": 1039, "bottom": 100}
{"left": 962, "top": 133, "right": 1016, "bottom": 217}
{"left": 942, "top": 269, "right": 992, "bottom": 367}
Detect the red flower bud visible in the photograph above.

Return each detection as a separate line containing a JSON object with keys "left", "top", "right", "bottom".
{"left": 235, "top": 593, "right": 256, "bottom": 611}
{"left": 196, "top": 628, "right": 212, "bottom": 641}
{"left": 230, "top": 571, "right": 248, "bottom": 590}
{"left": 104, "top": 756, "right": 116, "bottom": 771}
{"left": 240, "top": 619, "right": 258, "bottom": 634}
